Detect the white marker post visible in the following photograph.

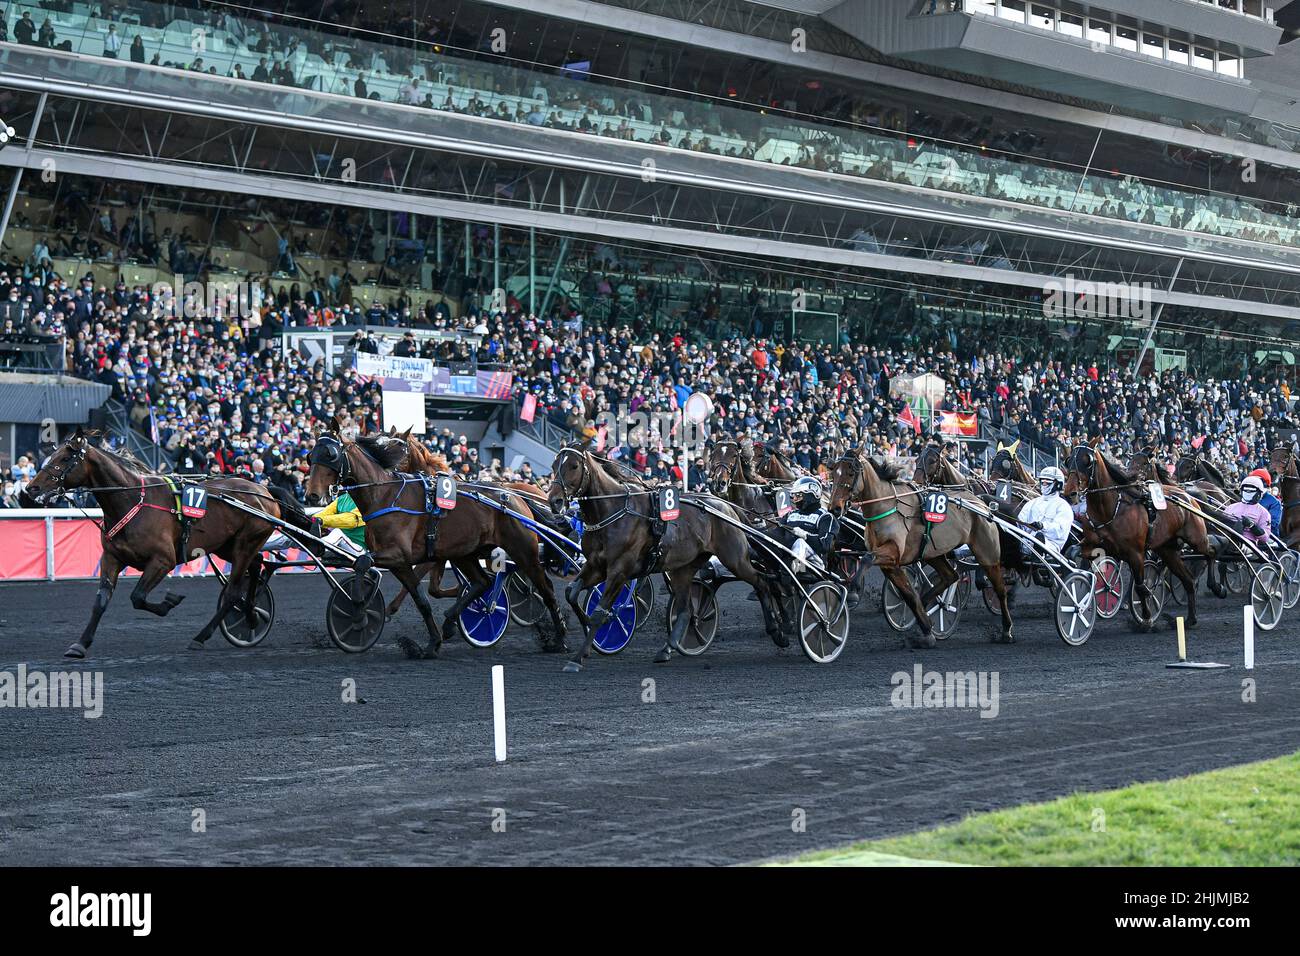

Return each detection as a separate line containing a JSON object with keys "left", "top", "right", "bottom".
{"left": 491, "top": 664, "right": 507, "bottom": 762}
{"left": 1244, "top": 605, "right": 1255, "bottom": 671}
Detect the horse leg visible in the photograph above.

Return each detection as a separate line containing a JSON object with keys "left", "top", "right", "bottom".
{"left": 918, "top": 556, "right": 957, "bottom": 608}
{"left": 189, "top": 549, "right": 256, "bottom": 649}
{"left": 564, "top": 562, "right": 633, "bottom": 673}
{"left": 242, "top": 552, "right": 265, "bottom": 631}
{"left": 1159, "top": 544, "right": 1200, "bottom": 627}
{"left": 440, "top": 558, "right": 495, "bottom": 640}
{"left": 1124, "top": 550, "right": 1156, "bottom": 630}
{"left": 716, "top": 548, "right": 787, "bottom": 651}
{"left": 129, "top": 557, "right": 186, "bottom": 617}
{"left": 656, "top": 564, "right": 699, "bottom": 662}
{"left": 882, "top": 565, "right": 936, "bottom": 649}
{"left": 65, "top": 551, "right": 123, "bottom": 659}
{"left": 564, "top": 559, "right": 605, "bottom": 633}
{"left": 384, "top": 560, "right": 444, "bottom": 659}
{"left": 511, "top": 549, "right": 568, "bottom": 653}
{"left": 384, "top": 561, "right": 437, "bottom": 618}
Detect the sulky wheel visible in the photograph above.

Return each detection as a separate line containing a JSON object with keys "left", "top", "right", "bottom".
{"left": 882, "top": 574, "right": 916, "bottom": 632}
{"left": 1251, "top": 564, "right": 1284, "bottom": 632}
{"left": 458, "top": 570, "right": 511, "bottom": 647}
{"left": 586, "top": 580, "right": 638, "bottom": 654}
{"left": 1221, "top": 561, "right": 1249, "bottom": 596}
{"left": 219, "top": 579, "right": 275, "bottom": 648}
{"left": 634, "top": 575, "right": 656, "bottom": 629}
{"left": 505, "top": 571, "right": 545, "bottom": 627}
{"left": 954, "top": 570, "right": 973, "bottom": 610}
{"left": 667, "top": 580, "right": 720, "bottom": 657}
{"left": 799, "top": 582, "right": 850, "bottom": 664}
{"left": 1278, "top": 550, "right": 1300, "bottom": 611}
{"left": 1127, "top": 560, "right": 1165, "bottom": 630}
{"left": 914, "top": 564, "right": 960, "bottom": 640}
{"left": 1090, "top": 556, "right": 1126, "bottom": 621}
{"left": 1053, "top": 570, "right": 1097, "bottom": 647}
{"left": 326, "top": 569, "right": 387, "bottom": 653}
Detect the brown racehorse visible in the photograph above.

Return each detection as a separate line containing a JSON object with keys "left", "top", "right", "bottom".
{"left": 22, "top": 428, "right": 308, "bottom": 658}
{"left": 1174, "top": 452, "right": 1233, "bottom": 506}
{"left": 549, "top": 446, "right": 786, "bottom": 670}
{"left": 304, "top": 423, "right": 566, "bottom": 657}
{"left": 705, "top": 438, "right": 788, "bottom": 520}
{"left": 1267, "top": 446, "right": 1300, "bottom": 547}
{"left": 1064, "top": 444, "right": 1223, "bottom": 628}
{"left": 378, "top": 433, "right": 574, "bottom": 638}
{"left": 828, "top": 449, "right": 1013, "bottom": 646}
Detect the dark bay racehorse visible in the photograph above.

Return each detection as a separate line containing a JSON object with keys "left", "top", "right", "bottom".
{"left": 1174, "top": 452, "right": 1233, "bottom": 506}
{"left": 829, "top": 449, "right": 1013, "bottom": 646}
{"left": 1268, "top": 445, "right": 1300, "bottom": 547}
{"left": 1064, "top": 444, "right": 1222, "bottom": 627}
{"left": 549, "top": 447, "right": 785, "bottom": 670}
{"left": 22, "top": 428, "right": 307, "bottom": 658}
{"left": 705, "top": 438, "right": 788, "bottom": 520}
{"left": 913, "top": 442, "right": 993, "bottom": 496}
{"left": 304, "top": 423, "right": 566, "bottom": 658}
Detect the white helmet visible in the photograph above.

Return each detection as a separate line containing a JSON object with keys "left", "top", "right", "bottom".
{"left": 1241, "top": 475, "right": 1265, "bottom": 505}
{"left": 1038, "top": 466, "right": 1065, "bottom": 496}
{"left": 791, "top": 476, "right": 822, "bottom": 512}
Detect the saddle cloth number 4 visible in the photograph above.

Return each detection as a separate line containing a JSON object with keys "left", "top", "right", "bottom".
{"left": 923, "top": 491, "right": 948, "bottom": 524}
{"left": 181, "top": 485, "right": 208, "bottom": 519}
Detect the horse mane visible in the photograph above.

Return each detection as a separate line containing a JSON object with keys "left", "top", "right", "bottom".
{"left": 1097, "top": 452, "right": 1141, "bottom": 486}
{"left": 354, "top": 433, "right": 408, "bottom": 470}
{"left": 94, "top": 443, "right": 160, "bottom": 475}
{"left": 1198, "top": 458, "right": 1228, "bottom": 488}
{"left": 404, "top": 438, "right": 451, "bottom": 474}
{"left": 867, "top": 455, "right": 904, "bottom": 482}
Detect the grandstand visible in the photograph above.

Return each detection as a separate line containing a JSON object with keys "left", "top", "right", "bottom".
{"left": 0, "top": 0, "right": 1298, "bottom": 494}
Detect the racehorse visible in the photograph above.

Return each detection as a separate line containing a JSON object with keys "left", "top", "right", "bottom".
{"left": 705, "top": 438, "right": 785, "bottom": 519}
{"left": 1267, "top": 445, "right": 1300, "bottom": 547}
{"left": 913, "top": 442, "right": 993, "bottom": 495}
{"left": 22, "top": 428, "right": 309, "bottom": 658}
{"left": 828, "top": 448, "right": 1013, "bottom": 646}
{"left": 548, "top": 446, "right": 786, "bottom": 670}
{"left": 1064, "top": 443, "right": 1223, "bottom": 627}
{"left": 378, "top": 432, "right": 574, "bottom": 636}
{"left": 1174, "top": 452, "right": 1233, "bottom": 506}
{"left": 304, "top": 421, "right": 567, "bottom": 658}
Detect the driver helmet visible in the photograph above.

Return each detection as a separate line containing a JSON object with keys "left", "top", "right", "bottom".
{"left": 1241, "top": 475, "right": 1265, "bottom": 506}
{"left": 791, "top": 475, "right": 822, "bottom": 513}
{"left": 1248, "top": 467, "right": 1272, "bottom": 489}
{"left": 1037, "top": 466, "right": 1065, "bottom": 497}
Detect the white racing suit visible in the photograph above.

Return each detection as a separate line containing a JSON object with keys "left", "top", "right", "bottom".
{"left": 1016, "top": 493, "right": 1074, "bottom": 556}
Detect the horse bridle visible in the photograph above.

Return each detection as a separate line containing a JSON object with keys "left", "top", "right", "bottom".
{"left": 36, "top": 440, "right": 89, "bottom": 499}
{"left": 309, "top": 435, "right": 352, "bottom": 489}
{"left": 553, "top": 447, "right": 593, "bottom": 505}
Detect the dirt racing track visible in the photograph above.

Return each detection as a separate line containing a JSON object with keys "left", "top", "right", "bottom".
{"left": 1, "top": 572, "right": 1297, "bottom": 865}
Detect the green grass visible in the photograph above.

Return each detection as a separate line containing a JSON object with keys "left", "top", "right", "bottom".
{"left": 780, "top": 752, "right": 1300, "bottom": 866}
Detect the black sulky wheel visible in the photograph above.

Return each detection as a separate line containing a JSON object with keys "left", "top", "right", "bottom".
{"left": 1053, "top": 570, "right": 1096, "bottom": 647}
{"left": 1251, "top": 564, "right": 1284, "bottom": 632}
{"left": 1128, "top": 560, "right": 1166, "bottom": 630}
{"left": 667, "top": 580, "right": 719, "bottom": 656}
{"left": 1278, "top": 550, "right": 1300, "bottom": 611}
{"left": 634, "top": 575, "right": 656, "bottom": 629}
{"left": 219, "top": 579, "right": 275, "bottom": 648}
{"left": 1222, "top": 561, "right": 1249, "bottom": 595}
{"left": 326, "top": 569, "right": 387, "bottom": 653}
{"left": 883, "top": 566, "right": 958, "bottom": 639}
{"left": 882, "top": 575, "right": 916, "bottom": 632}
{"left": 505, "top": 571, "right": 545, "bottom": 627}
{"left": 799, "top": 582, "right": 850, "bottom": 664}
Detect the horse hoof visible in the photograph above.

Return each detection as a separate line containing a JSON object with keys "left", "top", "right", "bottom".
{"left": 907, "top": 633, "right": 937, "bottom": 649}
{"left": 653, "top": 646, "right": 673, "bottom": 663}
{"left": 562, "top": 660, "right": 583, "bottom": 673}
{"left": 994, "top": 631, "right": 1015, "bottom": 645}
{"left": 423, "top": 644, "right": 441, "bottom": 660}
{"left": 164, "top": 592, "right": 185, "bottom": 608}
{"left": 188, "top": 640, "right": 205, "bottom": 650}
{"left": 63, "top": 644, "right": 86, "bottom": 660}
{"left": 398, "top": 638, "right": 423, "bottom": 660}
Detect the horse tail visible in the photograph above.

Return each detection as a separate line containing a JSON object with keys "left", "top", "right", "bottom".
{"left": 268, "top": 486, "right": 315, "bottom": 532}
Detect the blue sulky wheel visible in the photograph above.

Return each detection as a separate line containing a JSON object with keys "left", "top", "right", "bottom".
{"left": 456, "top": 568, "right": 512, "bottom": 648}
{"left": 586, "top": 579, "right": 638, "bottom": 654}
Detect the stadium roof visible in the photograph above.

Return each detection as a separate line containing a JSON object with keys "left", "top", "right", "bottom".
{"left": 0, "top": 375, "right": 111, "bottom": 425}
